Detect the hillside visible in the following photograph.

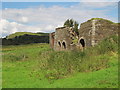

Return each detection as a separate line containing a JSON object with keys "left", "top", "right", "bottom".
{"left": 2, "top": 32, "right": 49, "bottom": 45}
{"left": 2, "top": 35, "right": 118, "bottom": 88}
{"left": 6, "top": 32, "right": 49, "bottom": 39}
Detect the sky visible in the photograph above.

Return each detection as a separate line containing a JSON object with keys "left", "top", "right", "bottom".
{"left": 0, "top": 1, "right": 119, "bottom": 37}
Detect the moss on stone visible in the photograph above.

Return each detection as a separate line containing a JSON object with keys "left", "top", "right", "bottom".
{"left": 81, "top": 18, "right": 118, "bottom": 25}
{"left": 72, "top": 38, "right": 78, "bottom": 44}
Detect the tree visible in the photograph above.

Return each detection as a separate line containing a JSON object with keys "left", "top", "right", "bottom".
{"left": 64, "top": 19, "right": 70, "bottom": 27}
{"left": 69, "top": 19, "right": 74, "bottom": 27}
{"left": 64, "top": 19, "right": 74, "bottom": 27}
{"left": 63, "top": 19, "right": 79, "bottom": 35}
{"left": 73, "top": 21, "right": 79, "bottom": 35}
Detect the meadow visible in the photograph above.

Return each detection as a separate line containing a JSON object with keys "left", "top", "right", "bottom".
{"left": 2, "top": 35, "right": 118, "bottom": 88}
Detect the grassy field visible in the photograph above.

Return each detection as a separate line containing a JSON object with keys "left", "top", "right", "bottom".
{"left": 2, "top": 35, "right": 118, "bottom": 88}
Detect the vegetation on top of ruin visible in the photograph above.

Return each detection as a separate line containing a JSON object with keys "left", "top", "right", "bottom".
{"left": 6, "top": 32, "right": 49, "bottom": 39}
{"left": 64, "top": 19, "right": 79, "bottom": 35}
{"left": 81, "top": 18, "right": 118, "bottom": 25}
{"left": 64, "top": 19, "right": 74, "bottom": 27}
{"left": 72, "top": 38, "right": 78, "bottom": 44}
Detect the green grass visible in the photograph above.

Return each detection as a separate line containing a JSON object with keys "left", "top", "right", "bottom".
{"left": 6, "top": 32, "right": 49, "bottom": 39}
{"left": 2, "top": 43, "right": 51, "bottom": 88}
{"left": 81, "top": 18, "right": 119, "bottom": 25}
{"left": 2, "top": 35, "right": 118, "bottom": 88}
{"left": 47, "top": 55, "right": 118, "bottom": 88}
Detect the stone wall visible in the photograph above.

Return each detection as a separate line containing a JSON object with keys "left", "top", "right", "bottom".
{"left": 79, "top": 20, "right": 92, "bottom": 47}
{"left": 79, "top": 19, "right": 118, "bottom": 47}
{"left": 94, "top": 19, "right": 118, "bottom": 45}
{"left": 54, "top": 27, "right": 74, "bottom": 51}
{"left": 49, "top": 32, "right": 55, "bottom": 49}
{"left": 50, "top": 18, "right": 119, "bottom": 51}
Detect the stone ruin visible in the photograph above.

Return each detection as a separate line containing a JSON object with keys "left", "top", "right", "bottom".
{"left": 49, "top": 18, "right": 119, "bottom": 51}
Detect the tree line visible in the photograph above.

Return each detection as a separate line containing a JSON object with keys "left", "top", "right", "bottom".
{"left": 1, "top": 34, "right": 49, "bottom": 45}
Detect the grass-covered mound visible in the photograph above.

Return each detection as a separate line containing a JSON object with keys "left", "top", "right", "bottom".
{"left": 82, "top": 18, "right": 119, "bottom": 25}
{"left": 2, "top": 35, "right": 118, "bottom": 88}
{"left": 2, "top": 32, "right": 49, "bottom": 45}
{"left": 6, "top": 32, "right": 49, "bottom": 39}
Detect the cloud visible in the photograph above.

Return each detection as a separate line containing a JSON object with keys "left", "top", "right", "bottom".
{"left": 79, "top": 2, "right": 117, "bottom": 8}
{"left": 19, "top": 16, "right": 28, "bottom": 23}
{"left": 1, "top": 2, "right": 118, "bottom": 37}
{"left": 0, "top": 19, "right": 18, "bottom": 37}
{"left": 0, "top": 19, "right": 58, "bottom": 37}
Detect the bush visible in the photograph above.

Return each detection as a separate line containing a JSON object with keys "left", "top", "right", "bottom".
{"left": 96, "top": 35, "right": 118, "bottom": 54}
{"left": 40, "top": 50, "right": 109, "bottom": 80}
{"left": 39, "top": 35, "right": 118, "bottom": 80}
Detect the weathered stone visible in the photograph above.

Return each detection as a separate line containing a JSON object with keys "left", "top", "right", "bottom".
{"left": 79, "top": 18, "right": 118, "bottom": 47}
{"left": 50, "top": 18, "right": 119, "bottom": 51}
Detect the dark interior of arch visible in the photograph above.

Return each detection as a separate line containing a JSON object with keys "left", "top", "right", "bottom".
{"left": 58, "top": 41, "right": 61, "bottom": 47}
{"left": 62, "top": 42, "right": 66, "bottom": 49}
{"left": 80, "top": 39, "right": 85, "bottom": 47}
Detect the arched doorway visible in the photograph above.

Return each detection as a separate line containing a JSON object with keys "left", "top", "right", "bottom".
{"left": 58, "top": 41, "right": 61, "bottom": 47}
{"left": 62, "top": 42, "right": 66, "bottom": 49}
{"left": 79, "top": 38, "right": 85, "bottom": 47}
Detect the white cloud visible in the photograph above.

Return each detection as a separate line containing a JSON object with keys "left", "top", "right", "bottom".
{"left": 0, "top": 19, "right": 57, "bottom": 37}
{"left": 19, "top": 17, "right": 28, "bottom": 23}
{"left": 79, "top": 2, "right": 117, "bottom": 8}
{"left": 1, "top": 2, "right": 118, "bottom": 37}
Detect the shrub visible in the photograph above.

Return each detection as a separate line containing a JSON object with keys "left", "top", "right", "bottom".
{"left": 40, "top": 50, "right": 109, "bottom": 80}
{"left": 96, "top": 35, "right": 118, "bottom": 54}
{"left": 39, "top": 35, "right": 118, "bottom": 80}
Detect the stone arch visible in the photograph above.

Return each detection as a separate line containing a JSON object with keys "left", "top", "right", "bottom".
{"left": 78, "top": 37, "right": 85, "bottom": 48}
{"left": 62, "top": 40, "right": 67, "bottom": 49}
{"left": 57, "top": 40, "right": 61, "bottom": 47}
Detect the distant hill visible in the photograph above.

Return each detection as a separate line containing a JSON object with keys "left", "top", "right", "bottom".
{"left": 1, "top": 32, "right": 49, "bottom": 45}
{"left": 6, "top": 32, "right": 49, "bottom": 39}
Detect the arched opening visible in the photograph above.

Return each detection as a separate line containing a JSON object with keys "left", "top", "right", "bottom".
{"left": 58, "top": 41, "right": 61, "bottom": 47}
{"left": 62, "top": 42, "right": 66, "bottom": 49}
{"left": 79, "top": 39, "right": 85, "bottom": 47}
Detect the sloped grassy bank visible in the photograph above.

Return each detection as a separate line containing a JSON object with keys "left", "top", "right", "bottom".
{"left": 39, "top": 35, "right": 118, "bottom": 80}
{"left": 2, "top": 35, "right": 118, "bottom": 88}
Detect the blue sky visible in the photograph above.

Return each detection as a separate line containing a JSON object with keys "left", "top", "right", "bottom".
{"left": 0, "top": 2, "right": 118, "bottom": 37}
{"left": 2, "top": 2, "right": 118, "bottom": 18}
{"left": 2, "top": 2, "right": 78, "bottom": 9}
